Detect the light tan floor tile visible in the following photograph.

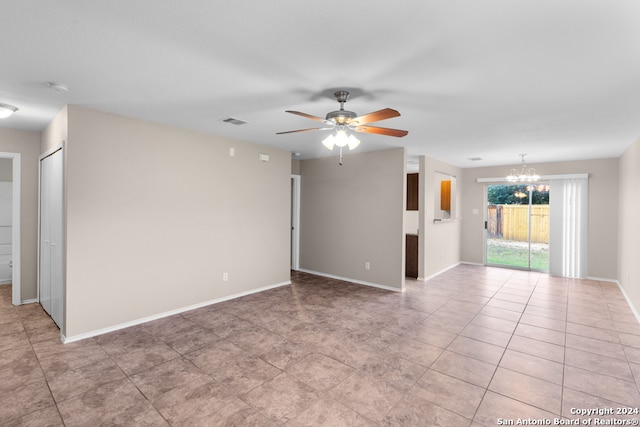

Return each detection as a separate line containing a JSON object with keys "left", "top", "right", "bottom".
{"left": 565, "top": 333, "right": 627, "bottom": 361}
{"left": 327, "top": 372, "right": 404, "bottom": 423}
{"left": 514, "top": 322, "right": 565, "bottom": 346}
{"left": 447, "top": 335, "right": 506, "bottom": 365}
{"left": 384, "top": 385, "right": 472, "bottom": 427}
{"left": 488, "top": 367, "right": 562, "bottom": 414}
{"left": 473, "top": 391, "right": 557, "bottom": 427}
{"left": 499, "top": 349, "right": 564, "bottom": 385}
{"left": 431, "top": 350, "right": 497, "bottom": 388}
{"left": 508, "top": 335, "right": 565, "bottom": 363}
{"left": 564, "top": 365, "right": 640, "bottom": 407}
{"left": 417, "top": 369, "right": 485, "bottom": 419}
{"left": 3, "top": 266, "right": 640, "bottom": 426}
{"left": 565, "top": 347, "right": 634, "bottom": 381}
{"left": 286, "top": 352, "right": 355, "bottom": 393}
{"left": 461, "top": 324, "right": 512, "bottom": 347}
{"left": 241, "top": 373, "right": 320, "bottom": 424}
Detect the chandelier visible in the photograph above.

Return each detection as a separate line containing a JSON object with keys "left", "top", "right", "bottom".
{"left": 506, "top": 154, "right": 540, "bottom": 182}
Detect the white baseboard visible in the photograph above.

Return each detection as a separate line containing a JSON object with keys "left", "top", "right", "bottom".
{"left": 612, "top": 280, "right": 640, "bottom": 326}
{"left": 63, "top": 280, "right": 291, "bottom": 344}
{"left": 587, "top": 275, "right": 617, "bottom": 282}
{"left": 21, "top": 298, "right": 38, "bottom": 305}
{"left": 585, "top": 276, "right": 640, "bottom": 324}
{"left": 418, "top": 262, "right": 463, "bottom": 281}
{"left": 460, "top": 261, "right": 484, "bottom": 267}
{"left": 297, "top": 269, "right": 404, "bottom": 293}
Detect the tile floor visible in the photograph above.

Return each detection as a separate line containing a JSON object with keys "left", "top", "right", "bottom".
{"left": 2, "top": 265, "right": 640, "bottom": 426}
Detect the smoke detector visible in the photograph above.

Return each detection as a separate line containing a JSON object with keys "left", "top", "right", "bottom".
{"left": 46, "top": 82, "right": 69, "bottom": 94}
{"left": 220, "top": 117, "right": 248, "bottom": 126}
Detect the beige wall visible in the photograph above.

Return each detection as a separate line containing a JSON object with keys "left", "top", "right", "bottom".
{"left": 63, "top": 106, "right": 291, "bottom": 339}
{"left": 41, "top": 105, "right": 68, "bottom": 154}
{"left": 299, "top": 148, "right": 406, "bottom": 290}
{"left": 618, "top": 138, "right": 640, "bottom": 315}
{"left": 461, "top": 158, "right": 619, "bottom": 280}
{"left": 419, "top": 156, "right": 463, "bottom": 279}
{"left": 291, "top": 158, "right": 300, "bottom": 175}
{"left": 0, "top": 128, "right": 41, "bottom": 300}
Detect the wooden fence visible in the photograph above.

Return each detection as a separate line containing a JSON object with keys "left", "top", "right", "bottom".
{"left": 487, "top": 205, "right": 549, "bottom": 243}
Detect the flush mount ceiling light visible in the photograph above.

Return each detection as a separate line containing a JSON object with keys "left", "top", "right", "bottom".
{"left": 0, "top": 103, "right": 18, "bottom": 119}
{"left": 506, "top": 154, "right": 540, "bottom": 182}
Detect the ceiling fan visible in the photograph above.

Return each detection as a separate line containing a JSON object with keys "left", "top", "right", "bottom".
{"left": 276, "top": 90, "right": 409, "bottom": 140}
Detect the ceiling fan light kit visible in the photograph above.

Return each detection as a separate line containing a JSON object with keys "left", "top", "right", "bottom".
{"left": 277, "top": 90, "right": 408, "bottom": 164}
{"left": 322, "top": 128, "right": 361, "bottom": 150}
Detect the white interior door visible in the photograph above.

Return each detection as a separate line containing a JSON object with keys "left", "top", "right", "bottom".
{"left": 0, "top": 182, "right": 12, "bottom": 284}
{"left": 40, "top": 148, "right": 64, "bottom": 328}
{"left": 40, "top": 157, "right": 52, "bottom": 314}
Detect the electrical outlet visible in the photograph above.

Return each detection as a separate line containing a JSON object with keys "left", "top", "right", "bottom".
{"left": 223, "top": 272, "right": 229, "bottom": 281}
{"left": 365, "top": 262, "right": 370, "bottom": 270}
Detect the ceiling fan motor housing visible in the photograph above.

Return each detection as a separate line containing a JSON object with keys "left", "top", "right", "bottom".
{"left": 326, "top": 90, "right": 356, "bottom": 124}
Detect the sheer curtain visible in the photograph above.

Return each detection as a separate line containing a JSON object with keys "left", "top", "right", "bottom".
{"left": 549, "top": 177, "right": 588, "bottom": 278}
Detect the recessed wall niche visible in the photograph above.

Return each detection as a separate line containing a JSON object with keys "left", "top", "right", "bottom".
{"left": 434, "top": 171, "right": 455, "bottom": 220}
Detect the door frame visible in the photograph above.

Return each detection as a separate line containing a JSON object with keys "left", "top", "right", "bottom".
{"left": 483, "top": 182, "right": 549, "bottom": 272}
{"left": 0, "top": 152, "right": 21, "bottom": 305}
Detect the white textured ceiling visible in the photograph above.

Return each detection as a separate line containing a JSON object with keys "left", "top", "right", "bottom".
{"left": 2, "top": 1, "right": 640, "bottom": 167}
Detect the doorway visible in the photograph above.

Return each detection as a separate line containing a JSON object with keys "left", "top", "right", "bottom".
{"left": 0, "top": 171, "right": 12, "bottom": 285}
{"left": 0, "top": 152, "right": 21, "bottom": 305}
{"left": 290, "top": 175, "right": 300, "bottom": 271}
{"left": 485, "top": 183, "right": 550, "bottom": 272}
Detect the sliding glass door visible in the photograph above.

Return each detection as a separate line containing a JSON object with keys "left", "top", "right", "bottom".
{"left": 485, "top": 184, "right": 550, "bottom": 271}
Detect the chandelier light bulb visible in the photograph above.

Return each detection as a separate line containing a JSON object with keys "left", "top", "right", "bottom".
{"left": 506, "top": 154, "right": 539, "bottom": 182}
{"left": 334, "top": 130, "right": 349, "bottom": 147}
{"left": 322, "top": 134, "right": 335, "bottom": 150}
{"left": 322, "top": 128, "right": 360, "bottom": 151}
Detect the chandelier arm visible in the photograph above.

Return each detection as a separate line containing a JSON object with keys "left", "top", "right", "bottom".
{"left": 506, "top": 154, "right": 539, "bottom": 182}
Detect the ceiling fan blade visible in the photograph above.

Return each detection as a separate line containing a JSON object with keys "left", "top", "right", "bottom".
{"left": 285, "top": 110, "right": 333, "bottom": 125}
{"left": 354, "top": 125, "right": 408, "bottom": 138}
{"left": 276, "top": 127, "right": 332, "bottom": 135}
{"left": 348, "top": 108, "right": 400, "bottom": 125}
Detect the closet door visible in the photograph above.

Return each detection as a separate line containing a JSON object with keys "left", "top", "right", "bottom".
{"left": 39, "top": 155, "right": 52, "bottom": 314}
{"left": 40, "top": 148, "right": 63, "bottom": 328}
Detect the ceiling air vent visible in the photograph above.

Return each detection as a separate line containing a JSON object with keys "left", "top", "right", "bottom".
{"left": 220, "top": 117, "right": 248, "bottom": 126}
{"left": 468, "top": 157, "right": 483, "bottom": 161}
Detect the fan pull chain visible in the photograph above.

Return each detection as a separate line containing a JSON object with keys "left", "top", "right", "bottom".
{"left": 339, "top": 147, "right": 343, "bottom": 165}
